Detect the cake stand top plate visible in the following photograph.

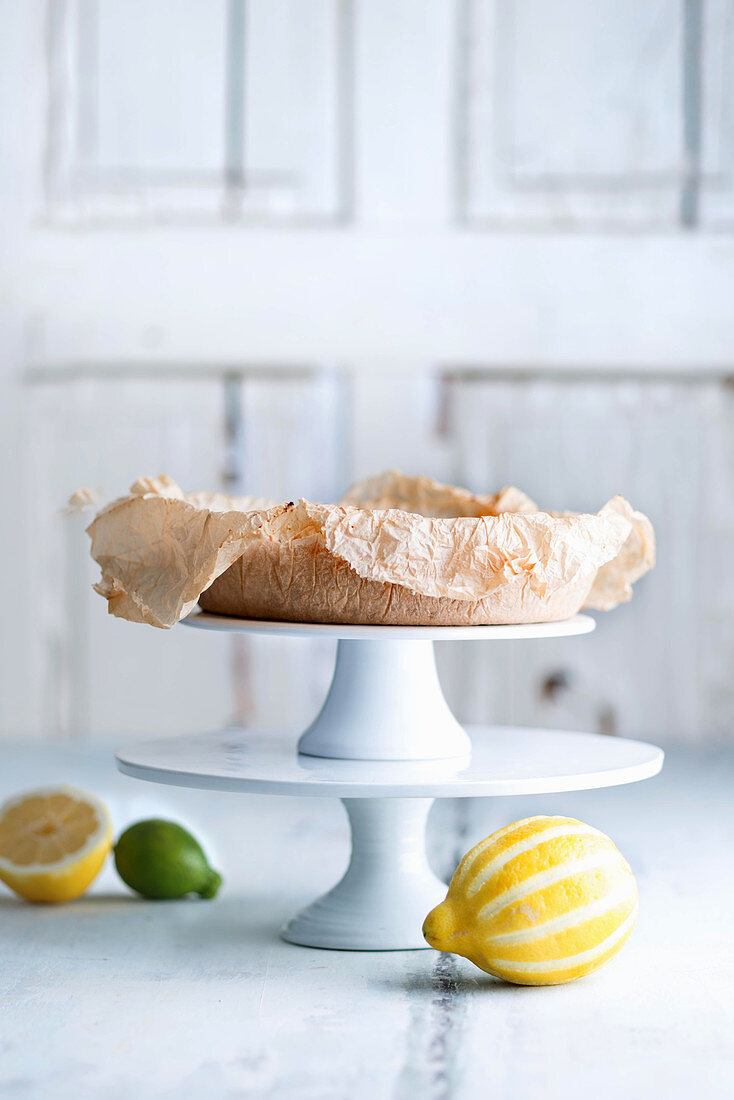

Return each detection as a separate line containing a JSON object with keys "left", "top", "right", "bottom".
{"left": 182, "top": 610, "right": 596, "bottom": 641}
{"left": 116, "top": 725, "right": 663, "bottom": 798}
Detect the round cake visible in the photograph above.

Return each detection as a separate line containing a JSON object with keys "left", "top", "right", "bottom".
{"left": 85, "top": 471, "right": 655, "bottom": 630}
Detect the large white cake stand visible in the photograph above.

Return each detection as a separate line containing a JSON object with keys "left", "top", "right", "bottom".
{"left": 116, "top": 611, "right": 663, "bottom": 951}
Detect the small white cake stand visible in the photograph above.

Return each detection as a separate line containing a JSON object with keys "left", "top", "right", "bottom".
{"left": 116, "top": 611, "right": 663, "bottom": 951}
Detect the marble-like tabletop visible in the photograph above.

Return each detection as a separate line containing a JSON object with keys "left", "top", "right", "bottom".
{"left": 1, "top": 739, "right": 732, "bottom": 1099}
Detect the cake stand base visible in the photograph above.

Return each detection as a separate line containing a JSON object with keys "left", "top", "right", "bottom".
{"left": 282, "top": 799, "right": 444, "bottom": 950}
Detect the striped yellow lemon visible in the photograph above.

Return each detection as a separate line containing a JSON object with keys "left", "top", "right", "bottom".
{"left": 423, "top": 815, "right": 637, "bottom": 985}
{"left": 0, "top": 786, "right": 112, "bottom": 903}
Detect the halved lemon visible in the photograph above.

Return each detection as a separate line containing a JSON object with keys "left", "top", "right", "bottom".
{"left": 0, "top": 786, "right": 112, "bottom": 902}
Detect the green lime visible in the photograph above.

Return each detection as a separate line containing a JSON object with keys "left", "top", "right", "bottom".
{"left": 114, "top": 819, "right": 222, "bottom": 900}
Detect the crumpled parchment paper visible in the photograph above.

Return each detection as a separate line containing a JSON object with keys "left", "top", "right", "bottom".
{"left": 341, "top": 470, "right": 538, "bottom": 517}
{"left": 82, "top": 472, "right": 654, "bottom": 629}
{"left": 85, "top": 475, "right": 276, "bottom": 628}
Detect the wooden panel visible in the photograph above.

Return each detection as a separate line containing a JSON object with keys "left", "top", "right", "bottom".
{"left": 46, "top": 0, "right": 350, "bottom": 222}
{"left": 354, "top": 0, "right": 455, "bottom": 222}
{"left": 238, "top": 373, "right": 347, "bottom": 503}
{"left": 245, "top": 0, "right": 346, "bottom": 216}
{"left": 440, "top": 371, "right": 734, "bottom": 743}
{"left": 462, "top": 0, "right": 685, "bottom": 227}
{"left": 92, "top": 0, "right": 227, "bottom": 177}
{"left": 700, "top": 0, "right": 734, "bottom": 226}
{"left": 507, "top": 0, "right": 681, "bottom": 179}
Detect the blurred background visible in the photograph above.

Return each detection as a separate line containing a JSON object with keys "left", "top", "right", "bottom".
{"left": 1, "top": 0, "right": 733, "bottom": 748}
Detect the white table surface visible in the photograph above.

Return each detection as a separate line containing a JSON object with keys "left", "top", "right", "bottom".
{"left": 1, "top": 738, "right": 733, "bottom": 1100}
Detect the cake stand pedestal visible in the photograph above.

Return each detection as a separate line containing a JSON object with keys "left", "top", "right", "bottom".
{"left": 116, "top": 612, "right": 663, "bottom": 951}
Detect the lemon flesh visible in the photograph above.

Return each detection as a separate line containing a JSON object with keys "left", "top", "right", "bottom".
{"left": 114, "top": 819, "right": 222, "bottom": 900}
{"left": 0, "top": 787, "right": 112, "bottom": 903}
{"left": 423, "top": 814, "right": 637, "bottom": 985}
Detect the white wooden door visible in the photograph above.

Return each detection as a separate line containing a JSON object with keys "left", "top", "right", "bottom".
{"left": 2, "top": 0, "right": 733, "bottom": 743}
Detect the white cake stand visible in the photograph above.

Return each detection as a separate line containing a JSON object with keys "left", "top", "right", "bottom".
{"left": 116, "top": 611, "right": 663, "bottom": 951}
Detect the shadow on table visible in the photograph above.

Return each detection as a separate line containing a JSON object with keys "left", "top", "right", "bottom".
{"left": 0, "top": 891, "right": 142, "bottom": 911}
{"left": 168, "top": 892, "right": 295, "bottom": 950}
